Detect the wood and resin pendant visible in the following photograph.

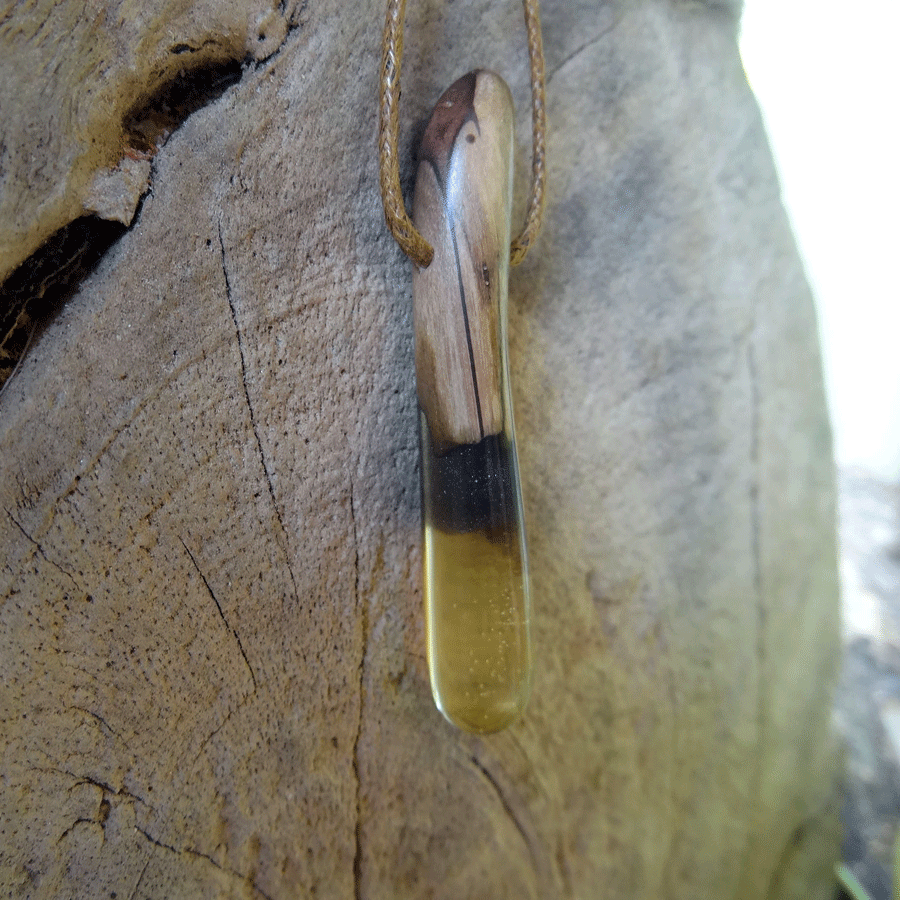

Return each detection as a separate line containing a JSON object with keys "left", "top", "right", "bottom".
{"left": 412, "top": 70, "right": 531, "bottom": 734}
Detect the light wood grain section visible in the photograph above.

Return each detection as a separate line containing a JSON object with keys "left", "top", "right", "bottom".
{"left": 412, "top": 70, "right": 514, "bottom": 449}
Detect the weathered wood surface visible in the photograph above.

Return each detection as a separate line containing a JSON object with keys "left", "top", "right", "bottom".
{"left": 0, "top": 1, "right": 842, "bottom": 898}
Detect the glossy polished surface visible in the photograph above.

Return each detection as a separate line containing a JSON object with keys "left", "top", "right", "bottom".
{"left": 421, "top": 419, "right": 531, "bottom": 733}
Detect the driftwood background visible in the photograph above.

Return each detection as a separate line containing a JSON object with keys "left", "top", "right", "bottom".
{"left": 0, "top": 1, "right": 842, "bottom": 898}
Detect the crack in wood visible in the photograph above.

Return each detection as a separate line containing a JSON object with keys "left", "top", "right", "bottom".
{"left": 179, "top": 536, "right": 258, "bottom": 692}
{"left": 349, "top": 471, "right": 366, "bottom": 900}
{"left": 123, "top": 58, "right": 244, "bottom": 154}
{"left": 68, "top": 704, "right": 123, "bottom": 741}
{"left": 190, "top": 692, "right": 256, "bottom": 766}
{"left": 58, "top": 815, "right": 105, "bottom": 844}
{"left": 470, "top": 754, "right": 540, "bottom": 881}
{"left": 29, "top": 765, "right": 148, "bottom": 808}
{"left": 546, "top": 19, "right": 622, "bottom": 86}
{"left": 0, "top": 217, "right": 127, "bottom": 389}
{"left": 5, "top": 508, "right": 82, "bottom": 592}
{"left": 134, "top": 826, "right": 274, "bottom": 900}
{"left": 217, "top": 221, "right": 300, "bottom": 609}
{"left": 32, "top": 764, "right": 150, "bottom": 852}
{"left": 127, "top": 854, "right": 153, "bottom": 900}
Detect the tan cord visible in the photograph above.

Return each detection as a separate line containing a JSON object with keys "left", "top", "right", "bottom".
{"left": 509, "top": 0, "right": 546, "bottom": 266}
{"left": 379, "top": 0, "right": 434, "bottom": 268}
{"left": 379, "top": 0, "right": 546, "bottom": 269}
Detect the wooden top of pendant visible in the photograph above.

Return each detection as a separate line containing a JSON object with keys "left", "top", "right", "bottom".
{"left": 412, "top": 70, "right": 515, "bottom": 450}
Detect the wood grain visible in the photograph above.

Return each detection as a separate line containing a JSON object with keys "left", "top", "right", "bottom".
{"left": 412, "top": 70, "right": 514, "bottom": 450}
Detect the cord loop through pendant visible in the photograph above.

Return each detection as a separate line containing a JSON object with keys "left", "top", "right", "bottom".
{"left": 378, "top": 0, "right": 547, "bottom": 269}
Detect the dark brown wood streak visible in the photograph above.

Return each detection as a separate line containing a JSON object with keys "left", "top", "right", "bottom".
{"left": 448, "top": 190, "right": 486, "bottom": 440}
{"left": 418, "top": 72, "right": 478, "bottom": 176}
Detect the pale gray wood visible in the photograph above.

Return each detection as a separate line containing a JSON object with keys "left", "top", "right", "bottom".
{"left": 0, "top": 1, "right": 841, "bottom": 898}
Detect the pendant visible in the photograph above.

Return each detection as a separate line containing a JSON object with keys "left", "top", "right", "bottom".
{"left": 412, "top": 70, "right": 532, "bottom": 734}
